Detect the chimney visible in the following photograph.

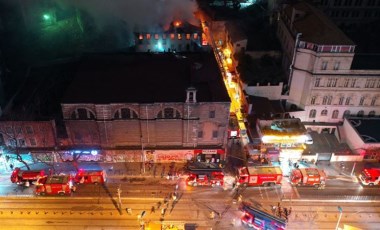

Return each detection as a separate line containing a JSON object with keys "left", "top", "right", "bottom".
{"left": 186, "top": 87, "right": 197, "bottom": 103}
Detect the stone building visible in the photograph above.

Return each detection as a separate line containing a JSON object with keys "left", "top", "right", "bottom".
{"left": 60, "top": 52, "right": 230, "bottom": 162}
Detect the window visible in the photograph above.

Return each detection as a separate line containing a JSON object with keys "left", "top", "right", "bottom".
{"left": 359, "top": 97, "right": 365, "bottom": 106}
{"left": 377, "top": 80, "right": 380, "bottom": 88}
{"left": 138, "top": 34, "right": 143, "bottom": 40}
{"left": 334, "top": 62, "right": 340, "bottom": 70}
{"left": 146, "top": 34, "right": 151, "bottom": 40}
{"left": 371, "top": 97, "right": 377, "bottom": 106}
{"left": 322, "top": 96, "right": 328, "bottom": 105}
{"left": 0, "top": 134, "right": 4, "bottom": 145}
{"left": 212, "top": 130, "right": 218, "bottom": 138}
{"left": 327, "top": 78, "right": 332, "bottom": 87}
{"left": 25, "top": 126, "right": 33, "bottom": 134}
{"left": 322, "top": 61, "right": 328, "bottom": 70}
{"left": 71, "top": 108, "right": 96, "bottom": 120}
{"left": 30, "top": 138, "right": 37, "bottom": 146}
{"left": 345, "top": 97, "right": 351, "bottom": 105}
{"left": 343, "top": 110, "right": 351, "bottom": 118}
{"left": 339, "top": 97, "right": 344, "bottom": 105}
{"left": 9, "top": 139, "right": 16, "bottom": 147}
{"left": 344, "top": 79, "right": 349, "bottom": 87}
{"left": 351, "top": 79, "right": 356, "bottom": 87}
{"left": 344, "top": 0, "right": 352, "bottom": 5}
{"left": 368, "top": 111, "right": 376, "bottom": 117}
{"left": 311, "top": 96, "right": 316, "bottom": 105}
{"left": 327, "top": 96, "right": 332, "bottom": 105}
{"left": 197, "top": 131, "right": 203, "bottom": 138}
{"left": 209, "top": 110, "right": 216, "bottom": 118}
{"left": 170, "top": 34, "right": 175, "bottom": 40}
{"left": 332, "top": 79, "right": 337, "bottom": 87}
{"left": 321, "top": 110, "right": 328, "bottom": 116}
{"left": 309, "top": 109, "right": 316, "bottom": 118}
{"left": 157, "top": 108, "right": 181, "bottom": 119}
{"left": 15, "top": 126, "right": 22, "bottom": 134}
{"left": 193, "top": 33, "right": 198, "bottom": 39}
{"left": 332, "top": 110, "right": 339, "bottom": 119}
{"left": 354, "top": 0, "right": 362, "bottom": 6}
{"left": 114, "top": 108, "right": 138, "bottom": 119}
{"left": 357, "top": 110, "right": 364, "bottom": 117}
{"left": 315, "top": 78, "right": 321, "bottom": 87}
{"left": 177, "top": 34, "right": 182, "bottom": 40}
{"left": 162, "top": 34, "right": 167, "bottom": 40}
{"left": 186, "top": 34, "right": 191, "bottom": 40}
{"left": 18, "top": 139, "right": 26, "bottom": 146}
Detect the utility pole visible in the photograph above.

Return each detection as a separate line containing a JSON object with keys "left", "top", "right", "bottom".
{"left": 117, "top": 185, "right": 122, "bottom": 212}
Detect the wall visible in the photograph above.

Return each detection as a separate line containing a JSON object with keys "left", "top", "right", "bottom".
{"left": 243, "top": 82, "right": 283, "bottom": 100}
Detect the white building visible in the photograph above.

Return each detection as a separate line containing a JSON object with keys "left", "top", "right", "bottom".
{"left": 276, "top": 2, "right": 380, "bottom": 126}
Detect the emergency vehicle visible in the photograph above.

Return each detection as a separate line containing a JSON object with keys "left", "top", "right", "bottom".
{"left": 290, "top": 168, "right": 326, "bottom": 187}
{"left": 35, "top": 175, "right": 75, "bottom": 196}
{"left": 237, "top": 166, "right": 282, "bottom": 187}
{"left": 359, "top": 168, "right": 380, "bottom": 186}
{"left": 10, "top": 167, "right": 45, "bottom": 186}
{"left": 239, "top": 202, "right": 287, "bottom": 230}
{"left": 74, "top": 169, "right": 107, "bottom": 184}
{"left": 186, "top": 171, "right": 224, "bottom": 187}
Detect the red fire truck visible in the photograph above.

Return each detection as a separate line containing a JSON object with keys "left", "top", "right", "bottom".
{"left": 237, "top": 166, "right": 282, "bottom": 187}
{"left": 290, "top": 168, "right": 326, "bottom": 187}
{"left": 74, "top": 169, "right": 107, "bottom": 184}
{"left": 186, "top": 171, "right": 224, "bottom": 187}
{"left": 359, "top": 168, "right": 380, "bottom": 186}
{"left": 35, "top": 175, "right": 75, "bottom": 196}
{"left": 10, "top": 167, "right": 45, "bottom": 186}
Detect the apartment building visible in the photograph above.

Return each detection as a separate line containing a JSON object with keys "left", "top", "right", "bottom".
{"left": 276, "top": 2, "right": 380, "bottom": 126}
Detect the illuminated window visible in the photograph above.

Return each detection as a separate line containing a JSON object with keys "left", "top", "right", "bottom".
{"left": 114, "top": 108, "right": 138, "bottom": 119}
{"left": 139, "top": 34, "right": 143, "bottom": 40}
{"left": 368, "top": 111, "right": 376, "bottom": 117}
{"left": 170, "top": 34, "right": 175, "bottom": 40}
{"left": 321, "top": 110, "right": 328, "bottom": 116}
{"left": 357, "top": 110, "right": 364, "bottom": 117}
{"left": 154, "top": 34, "right": 159, "bottom": 40}
{"left": 309, "top": 109, "right": 316, "bottom": 118}
{"left": 146, "top": 34, "right": 151, "bottom": 40}
{"left": 157, "top": 108, "right": 181, "bottom": 119}
{"left": 178, "top": 34, "right": 182, "bottom": 40}
{"left": 193, "top": 33, "right": 198, "bottom": 39}
{"left": 186, "top": 34, "right": 191, "bottom": 40}
{"left": 332, "top": 110, "right": 339, "bottom": 119}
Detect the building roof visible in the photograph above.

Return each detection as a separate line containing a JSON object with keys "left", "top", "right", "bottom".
{"left": 283, "top": 2, "right": 354, "bottom": 45}
{"left": 247, "top": 95, "right": 285, "bottom": 119}
{"left": 62, "top": 52, "right": 230, "bottom": 104}
{"left": 225, "top": 21, "right": 247, "bottom": 43}
{"left": 348, "top": 117, "right": 380, "bottom": 143}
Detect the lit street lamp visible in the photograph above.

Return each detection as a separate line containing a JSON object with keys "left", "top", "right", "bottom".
{"left": 335, "top": 206, "right": 343, "bottom": 230}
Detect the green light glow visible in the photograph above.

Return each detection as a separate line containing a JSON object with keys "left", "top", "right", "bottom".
{"left": 43, "top": 14, "right": 50, "bottom": 20}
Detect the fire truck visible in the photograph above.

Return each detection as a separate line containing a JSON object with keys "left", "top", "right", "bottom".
{"left": 10, "top": 167, "right": 45, "bottom": 186}
{"left": 239, "top": 202, "right": 287, "bottom": 230}
{"left": 74, "top": 169, "right": 107, "bottom": 184}
{"left": 35, "top": 175, "right": 75, "bottom": 196}
{"left": 186, "top": 171, "right": 224, "bottom": 187}
{"left": 359, "top": 168, "right": 380, "bottom": 186}
{"left": 290, "top": 168, "right": 326, "bottom": 187}
{"left": 237, "top": 166, "right": 282, "bottom": 187}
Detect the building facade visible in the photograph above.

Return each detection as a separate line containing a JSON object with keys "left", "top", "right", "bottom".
{"left": 277, "top": 2, "right": 380, "bottom": 125}
{"left": 61, "top": 53, "right": 231, "bottom": 162}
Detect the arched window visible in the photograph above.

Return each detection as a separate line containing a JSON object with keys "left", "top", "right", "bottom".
{"left": 343, "top": 110, "right": 351, "bottom": 118}
{"left": 157, "top": 108, "right": 181, "bottom": 119}
{"left": 332, "top": 110, "right": 339, "bottom": 119}
{"left": 309, "top": 109, "right": 316, "bottom": 118}
{"left": 368, "top": 111, "right": 376, "bottom": 117}
{"left": 71, "top": 108, "right": 96, "bottom": 120}
{"left": 321, "top": 109, "right": 328, "bottom": 116}
{"left": 357, "top": 110, "right": 364, "bottom": 117}
{"left": 114, "top": 108, "right": 138, "bottom": 119}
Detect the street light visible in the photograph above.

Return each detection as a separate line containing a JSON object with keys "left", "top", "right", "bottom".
{"left": 335, "top": 206, "right": 343, "bottom": 230}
